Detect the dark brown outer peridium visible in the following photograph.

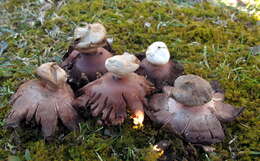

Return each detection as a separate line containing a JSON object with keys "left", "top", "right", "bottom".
{"left": 73, "top": 72, "right": 154, "bottom": 125}
{"left": 147, "top": 93, "right": 225, "bottom": 145}
{"left": 136, "top": 58, "right": 183, "bottom": 91}
{"left": 68, "top": 47, "right": 113, "bottom": 87}
{"left": 5, "top": 80, "right": 81, "bottom": 140}
{"left": 63, "top": 39, "right": 114, "bottom": 61}
{"left": 146, "top": 81, "right": 245, "bottom": 145}
{"left": 139, "top": 58, "right": 172, "bottom": 80}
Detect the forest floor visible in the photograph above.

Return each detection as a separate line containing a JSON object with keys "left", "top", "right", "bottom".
{"left": 0, "top": 0, "right": 259, "bottom": 161}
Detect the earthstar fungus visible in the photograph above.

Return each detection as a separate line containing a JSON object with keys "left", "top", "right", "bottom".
{"left": 136, "top": 41, "right": 184, "bottom": 91}
{"left": 5, "top": 62, "right": 81, "bottom": 140}
{"left": 146, "top": 74, "right": 244, "bottom": 145}
{"left": 61, "top": 23, "right": 113, "bottom": 89}
{"left": 62, "top": 22, "right": 113, "bottom": 61}
{"left": 73, "top": 53, "right": 154, "bottom": 126}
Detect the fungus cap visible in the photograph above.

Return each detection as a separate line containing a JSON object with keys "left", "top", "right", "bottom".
{"left": 146, "top": 41, "right": 170, "bottom": 65}
{"left": 36, "top": 62, "right": 67, "bottom": 87}
{"left": 172, "top": 74, "right": 213, "bottom": 106}
{"left": 105, "top": 52, "right": 140, "bottom": 76}
{"left": 74, "top": 23, "right": 106, "bottom": 49}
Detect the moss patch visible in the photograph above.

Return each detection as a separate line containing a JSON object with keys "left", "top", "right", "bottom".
{"left": 0, "top": 0, "right": 259, "bottom": 160}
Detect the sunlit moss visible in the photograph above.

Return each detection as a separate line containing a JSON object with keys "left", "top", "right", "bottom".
{"left": 0, "top": 0, "right": 259, "bottom": 160}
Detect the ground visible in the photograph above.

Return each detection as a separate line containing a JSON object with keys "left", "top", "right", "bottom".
{"left": 0, "top": 0, "right": 259, "bottom": 161}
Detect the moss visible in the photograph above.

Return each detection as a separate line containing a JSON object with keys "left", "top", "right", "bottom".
{"left": 0, "top": 0, "right": 259, "bottom": 160}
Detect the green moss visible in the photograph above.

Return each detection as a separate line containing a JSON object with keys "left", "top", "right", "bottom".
{"left": 0, "top": 0, "right": 259, "bottom": 160}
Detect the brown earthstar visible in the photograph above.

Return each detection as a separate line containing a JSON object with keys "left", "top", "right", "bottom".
{"left": 5, "top": 62, "right": 81, "bottom": 140}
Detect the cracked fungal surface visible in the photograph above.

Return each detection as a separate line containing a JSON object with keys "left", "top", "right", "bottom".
{"left": 4, "top": 62, "right": 81, "bottom": 140}
{"left": 146, "top": 75, "right": 244, "bottom": 145}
